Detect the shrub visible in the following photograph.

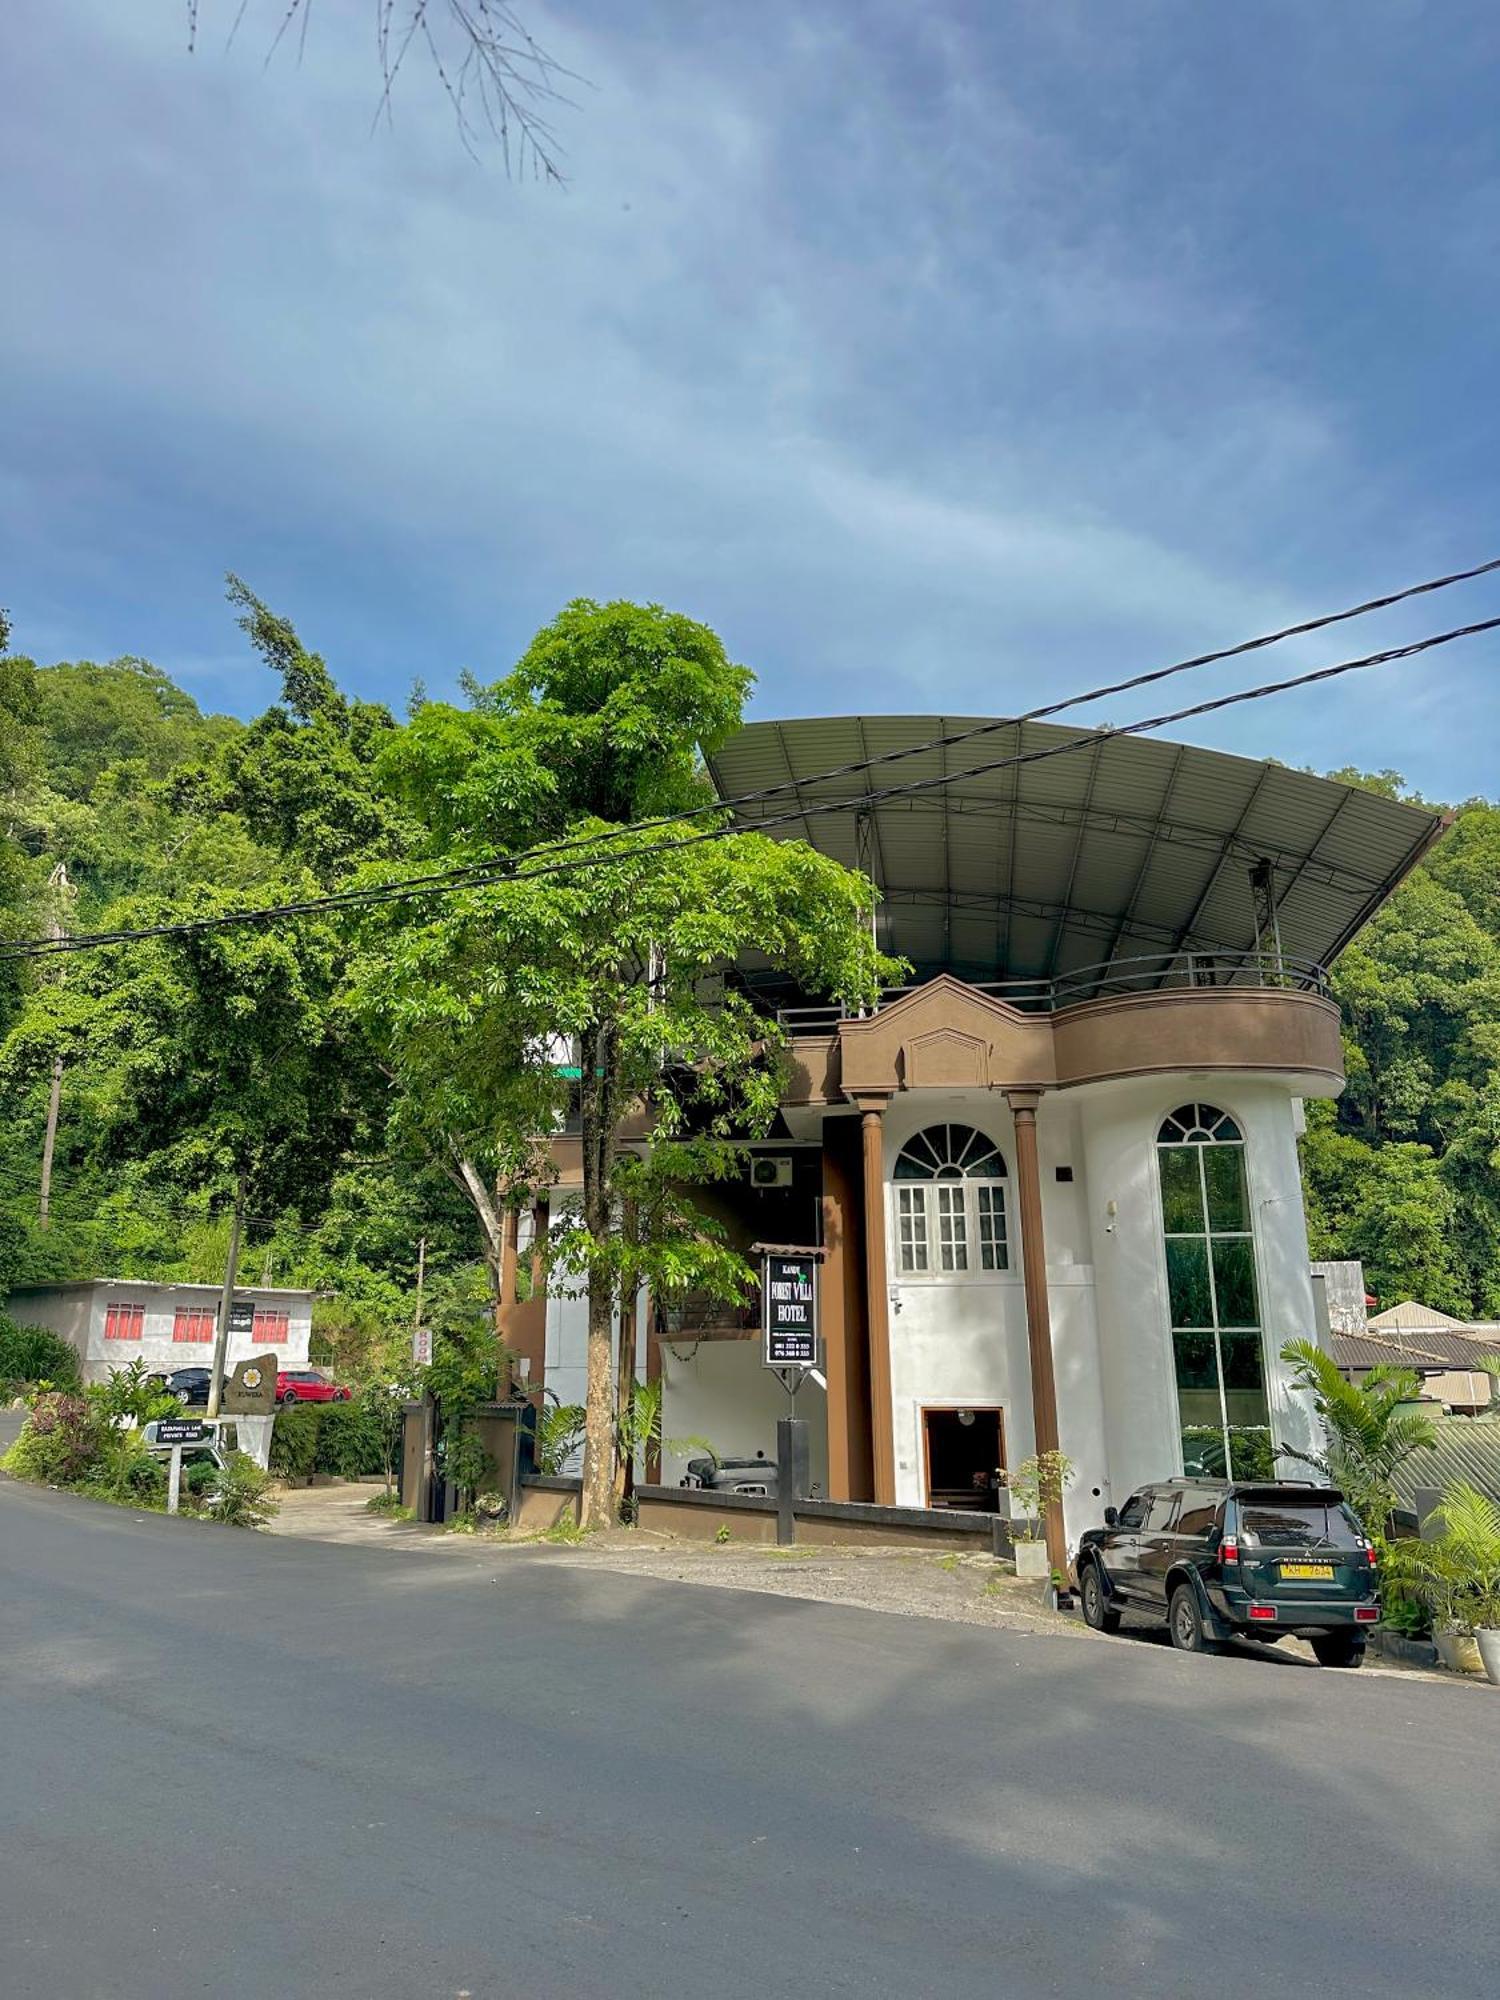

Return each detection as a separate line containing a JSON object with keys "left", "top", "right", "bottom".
{"left": 3, "top": 1392, "right": 108, "bottom": 1485}
{"left": 314, "top": 1400, "right": 384, "bottom": 1479}
{"left": 82, "top": 1427, "right": 168, "bottom": 1506}
{"left": 88, "top": 1358, "right": 178, "bottom": 1428}
{"left": 210, "top": 1451, "right": 279, "bottom": 1529}
{"left": 182, "top": 1460, "right": 221, "bottom": 1503}
{"left": 441, "top": 1423, "right": 494, "bottom": 1507}
{"left": 0, "top": 1315, "right": 82, "bottom": 1392}
{"left": 269, "top": 1403, "right": 321, "bottom": 1481}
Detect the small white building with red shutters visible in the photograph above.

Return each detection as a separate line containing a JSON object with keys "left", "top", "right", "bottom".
{"left": 6, "top": 1278, "right": 314, "bottom": 1384}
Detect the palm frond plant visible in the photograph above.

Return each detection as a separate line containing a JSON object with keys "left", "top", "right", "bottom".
{"left": 534, "top": 1400, "right": 588, "bottom": 1476}
{"left": 614, "top": 1378, "right": 713, "bottom": 1517}
{"left": 1277, "top": 1338, "right": 1438, "bottom": 1540}
{"left": 1385, "top": 1482, "right": 1500, "bottom": 1639}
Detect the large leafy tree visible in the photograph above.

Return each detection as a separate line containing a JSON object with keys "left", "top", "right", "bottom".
{"left": 358, "top": 599, "right": 891, "bottom": 1527}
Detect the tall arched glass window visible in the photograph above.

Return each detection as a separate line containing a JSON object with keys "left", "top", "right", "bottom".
{"left": 892, "top": 1124, "right": 1008, "bottom": 1276}
{"left": 1156, "top": 1104, "right": 1273, "bottom": 1479}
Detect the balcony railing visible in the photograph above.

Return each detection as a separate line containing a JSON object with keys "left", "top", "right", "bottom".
{"left": 775, "top": 950, "right": 1331, "bottom": 1034}
{"left": 656, "top": 1289, "right": 761, "bottom": 1340}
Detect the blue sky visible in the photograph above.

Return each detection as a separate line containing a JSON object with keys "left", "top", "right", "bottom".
{"left": 4, "top": 1, "right": 1500, "bottom": 796}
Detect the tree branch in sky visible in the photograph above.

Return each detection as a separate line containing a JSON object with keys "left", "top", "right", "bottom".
{"left": 189, "top": 0, "right": 578, "bottom": 180}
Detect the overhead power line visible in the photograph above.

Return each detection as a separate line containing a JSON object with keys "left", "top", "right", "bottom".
{"left": 1, "top": 595, "right": 1497, "bottom": 967}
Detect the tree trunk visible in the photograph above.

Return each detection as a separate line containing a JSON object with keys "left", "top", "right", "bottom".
{"left": 452, "top": 1150, "right": 510, "bottom": 1392}
{"left": 614, "top": 1199, "right": 640, "bottom": 1510}
{"left": 579, "top": 1017, "right": 620, "bottom": 1530}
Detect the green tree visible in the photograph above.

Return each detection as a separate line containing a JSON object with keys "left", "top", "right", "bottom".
{"left": 1300, "top": 1107, "right": 1467, "bottom": 1311}
{"left": 357, "top": 599, "right": 892, "bottom": 1528}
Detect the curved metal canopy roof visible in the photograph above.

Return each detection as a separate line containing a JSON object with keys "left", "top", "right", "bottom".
{"left": 707, "top": 716, "right": 1448, "bottom": 984}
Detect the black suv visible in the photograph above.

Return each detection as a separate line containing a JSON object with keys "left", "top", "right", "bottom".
{"left": 145, "top": 1367, "right": 212, "bottom": 1408}
{"left": 1075, "top": 1479, "right": 1380, "bottom": 1667}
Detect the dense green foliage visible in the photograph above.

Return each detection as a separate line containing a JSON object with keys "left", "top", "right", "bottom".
{"left": 0, "top": 1311, "right": 82, "bottom": 1391}
{"left": 268, "top": 1398, "right": 389, "bottom": 1481}
{"left": 0, "top": 591, "right": 479, "bottom": 1382}
{"left": 1302, "top": 776, "right": 1500, "bottom": 1312}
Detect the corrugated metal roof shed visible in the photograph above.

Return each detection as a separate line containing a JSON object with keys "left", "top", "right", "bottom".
{"left": 1391, "top": 1418, "right": 1500, "bottom": 1509}
{"left": 708, "top": 717, "right": 1448, "bottom": 985}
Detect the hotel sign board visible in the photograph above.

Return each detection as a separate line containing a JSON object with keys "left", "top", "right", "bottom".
{"left": 762, "top": 1251, "right": 819, "bottom": 1369}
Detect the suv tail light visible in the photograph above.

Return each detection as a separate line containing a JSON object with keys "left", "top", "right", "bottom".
{"left": 1354, "top": 1605, "right": 1379, "bottom": 1622}
{"left": 1247, "top": 1605, "right": 1278, "bottom": 1622}
{"left": 1363, "top": 1541, "right": 1378, "bottom": 1570}
{"left": 1219, "top": 1536, "right": 1241, "bottom": 1567}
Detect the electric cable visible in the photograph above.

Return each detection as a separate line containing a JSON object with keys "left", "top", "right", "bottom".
{"left": 1, "top": 596, "right": 1497, "bottom": 965}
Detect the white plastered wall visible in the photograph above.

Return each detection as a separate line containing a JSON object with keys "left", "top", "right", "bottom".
{"left": 878, "top": 1090, "right": 1107, "bottom": 1543}
{"left": 1077, "top": 1073, "right": 1325, "bottom": 1516}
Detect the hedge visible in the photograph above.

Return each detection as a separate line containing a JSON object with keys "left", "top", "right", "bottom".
{"left": 269, "top": 1399, "right": 387, "bottom": 1481}
{"left": 0, "top": 1314, "right": 82, "bottom": 1391}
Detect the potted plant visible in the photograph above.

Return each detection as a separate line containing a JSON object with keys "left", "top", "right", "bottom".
{"left": 1004, "top": 1450, "right": 1075, "bottom": 1580}
{"left": 1392, "top": 1482, "right": 1500, "bottom": 1680}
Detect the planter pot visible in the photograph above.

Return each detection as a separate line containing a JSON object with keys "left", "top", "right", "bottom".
{"left": 1013, "top": 1540, "right": 1050, "bottom": 1580}
{"left": 1475, "top": 1629, "right": 1500, "bottom": 1687}
{"left": 1434, "top": 1630, "right": 1484, "bottom": 1675}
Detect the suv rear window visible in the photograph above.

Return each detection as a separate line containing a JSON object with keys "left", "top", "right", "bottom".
{"left": 1235, "top": 1499, "right": 1363, "bottom": 1548}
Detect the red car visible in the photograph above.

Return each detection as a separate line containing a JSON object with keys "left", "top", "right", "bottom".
{"left": 276, "top": 1370, "right": 352, "bottom": 1406}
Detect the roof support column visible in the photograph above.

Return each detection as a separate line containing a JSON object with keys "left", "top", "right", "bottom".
{"left": 856, "top": 1095, "right": 897, "bottom": 1505}
{"left": 1005, "top": 1089, "right": 1067, "bottom": 1577}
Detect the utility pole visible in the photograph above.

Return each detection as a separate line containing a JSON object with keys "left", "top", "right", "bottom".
{"left": 206, "top": 1169, "right": 248, "bottom": 1420}
{"left": 413, "top": 1234, "right": 427, "bottom": 1331}
{"left": 38, "top": 862, "right": 71, "bottom": 1229}
{"left": 38, "top": 1055, "right": 64, "bottom": 1229}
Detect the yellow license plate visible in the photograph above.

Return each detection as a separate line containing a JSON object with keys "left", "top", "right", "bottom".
{"left": 1280, "top": 1562, "right": 1335, "bottom": 1580}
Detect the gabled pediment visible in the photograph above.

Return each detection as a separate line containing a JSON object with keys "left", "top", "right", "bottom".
{"left": 837, "top": 976, "right": 1056, "bottom": 1096}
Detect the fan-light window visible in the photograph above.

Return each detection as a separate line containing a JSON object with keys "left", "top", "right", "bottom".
{"left": 1156, "top": 1103, "right": 1273, "bottom": 1480}
{"left": 893, "top": 1125, "right": 1008, "bottom": 1277}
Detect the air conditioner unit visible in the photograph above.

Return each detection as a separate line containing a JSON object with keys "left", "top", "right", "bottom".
{"left": 750, "top": 1155, "right": 794, "bottom": 1189}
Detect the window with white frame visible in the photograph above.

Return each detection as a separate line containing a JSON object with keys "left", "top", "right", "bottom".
{"left": 891, "top": 1124, "right": 1009, "bottom": 1276}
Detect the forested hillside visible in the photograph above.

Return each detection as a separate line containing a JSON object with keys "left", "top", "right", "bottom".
{"left": 1306, "top": 773, "right": 1500, "bottom": 1314}
{"left": 3, "top": 599, "right": 1500, "bottom": 1332}
{"left": 0, "top": 596, "right": 490, "bottom": 1381}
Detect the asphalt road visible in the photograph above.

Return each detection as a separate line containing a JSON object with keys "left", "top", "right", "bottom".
{"left": 2, "top": 1481, "right": 1496, "bottom": 2000}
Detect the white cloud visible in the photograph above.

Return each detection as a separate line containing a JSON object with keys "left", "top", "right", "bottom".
{"left": 2, "top": 0, "right": 1497, "bottom": 790}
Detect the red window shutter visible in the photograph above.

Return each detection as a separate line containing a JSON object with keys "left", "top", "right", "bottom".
{"left": 174, "top": 1308, "right": 214, "bottom": 1342}
{"left": 106, "top": 1303, "right": 145, "bottom": 1340}
{"left": 252, "top": 1308, "right": 289, "bottom": 1344}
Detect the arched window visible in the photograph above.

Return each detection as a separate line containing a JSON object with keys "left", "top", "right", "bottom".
{"left": 1156, "top": 1103, "right": 1272, "bottom": 1479}
{"left": 892, "top": 1124, "right": 1008, "bottom": 1276}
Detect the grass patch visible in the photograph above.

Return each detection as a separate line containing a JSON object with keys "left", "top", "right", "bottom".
{"left": 542, "top": 1516, "right": 588, "bottom": 1545}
